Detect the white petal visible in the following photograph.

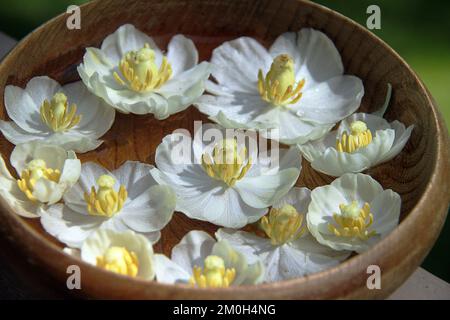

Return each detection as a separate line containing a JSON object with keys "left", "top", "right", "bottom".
{"left": 32, "top": 179, "right": 64, "bottom": 204}
{"left": 288, "top": 28, "right": 344, "bottom": 89}
{"left": 81, "top": 229, "right": 155, "bottom": 280}
{"left": 156, "top": 62, "right": 212, "bottom": 118}
{"left": 269, "top": 32, "right": 304, "bottom": 76}
{"left": 42, "top": 133, "right": 104, "bottom": 153}
{"left": 24, "top": 76, "right": 62, "bottom": 107}
{"left": 39, "top": 204, "right": 103, "bottom": 248}
{"left": 62, "top": 81, "right": 115, "bottom": 139}
{"left": 273, "top": 187, "right": 311, "bottom": 214}
{"left": 263, "top": 236, "right": 348, "bottom": 281}
{"left": 100, "top": 24, "right": 162, "bottom": 64}
{"left": 331, "top": 173, "right": 384, "bottom": 204}
{"left": 0, "top": 120, "right": 47, "bottom": 145}
{"left": 10, "top": 141, "right": 68, "bottom": 174}
{"left": 295, "top": 75, "right": 364, "bottom": 124}
{"left": 216, "top": 229, "right": 346, "bottom": 282}
{"left": 262, "top": 110, "right": 333, "bottom": 145}
{"left": 340, "top": 112, "right": 391, "bottom": 134}
{"left": 357, "top": 129, "right": 395, "bottom": 165}
{"left": 195, "top": 90, "right": 275, "bottom": 130}
{"left": 153, "top": 253, "right": 191, "bottom": 284}
{"left": 167, "top": 34, "right": 199, "bottom": 76}
{"left": 63, "top": 162, "right": 113, "bottom": 214}
{"left": 59, "top": 158, "right": 81, "bottom": 186}
{"left": 112, "top": 161, "right": 156, "bottom": 199}
{"left": 377, "top": 121, "right": 413, "bottom": 163}
{"left": 174, "top": 178, "right": 267, "bottom": 228}
{"left": 369, "top": 189, "right": 401, "bottom": 236}
{"left": 211, "top": 240, "right": 264, "bottom": 285}
{"left": 210, "top": 37, "right": 272, "bottom": 93}
{"left": 215, "top": 229, "right": 266, "bottom": 265}
{"left": 4, "top": 85, "right": 47, "bottom": 133}
{"left": 120, "top": 184, "right": 176, "bottom": 233}
{"left": 310, "top": 148, "right": 371, "bottom": 177}
{"left": 0, "top": 155, "right": 40, "bottom": 218}
{"left": 235, "top": 168, "right": 300, "bottom": 209}
{"left": 171, "top": 230, "right": 216, "bottom": 272}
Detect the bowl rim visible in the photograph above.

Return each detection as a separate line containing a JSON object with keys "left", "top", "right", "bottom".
{"left": 0, "top": 0, "right": 449, "bottom": 299}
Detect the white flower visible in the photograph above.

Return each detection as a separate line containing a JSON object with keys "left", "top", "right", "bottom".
{"left": 216, "top": 187, "right": 350, "bottom": 282}
{"left": 77, "top": 24, "right": 212, "bottom": 119}
{"left": 307, "top": 173, "right": 401, "bottom": 253}
{"left": 195, "top": 28, "right": 364, "bottom": 145}
{"left": 80, "top": 229, "right": 155, "bottom": 280}
{"left": 299, "top": 85, "right": 414, "bottom": 176}
{"left": 0, "top": 141, "right": 80, "bottom": 218}
{"left": 150, "top": 124, "right": 302, "bottom": 228}
{"left": 153, "top": 230, "right": 264, "bottom": 287}
{"left": 0, "top": 76, "right": 115, "bottom": 153}
{"left": 40, "top": 161, "right": 176, "bottom": 248}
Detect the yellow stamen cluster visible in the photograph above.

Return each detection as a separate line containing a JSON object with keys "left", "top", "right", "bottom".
{"left": 96, "top": 246, "right": 139, "bottom": 277}
{"left": 84, "top": 175, "right": 127, "bottom": 217}
{"left": 336, "top": 121, "right": 373, "bottom": 153}
{"left": 113, "top": 43, "right": 172, "bottom": 92}
{"left": 260, "top": 204, "right": 307, "bottom": 246}
{"left": 258, "top": 54, "right": 305, "bottom": 106}
{"left": 328, "top": 200, "right": 377, "bottom": 240}
{"left": 201, "top": 138, "right": 252, "bottom": 187}
{"left": 40, "top": 92, "right": 81, "bottom": 132}
{"left": 189, "top": 255, "right": 236, "bottom": 288}
{"left": 17, "top": 159, "right": 61, "bottom": 201}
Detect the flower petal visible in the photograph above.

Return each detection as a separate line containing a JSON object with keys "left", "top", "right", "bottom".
{"left": 171, "top": 230, "right": 216, "bottom": 273}
{"left": 273, "top": 187, "right": 311, "bottom": 214}
{"left": 210, "top": 37, "right": 272, "bottom": 93}
{"left": 63, "top": 162, "right": 113, "bottom": 215}
{"left": 4, "top": 84, "right": 48, "bottom": 133}
{"left": 295, "top": 75, "right": 364, "bottom": 124}
{"left": 62, "top": 81, "right": 115, "bottom": 139}
{"left": 81, "top": 229, "right": 155, "bottom": 280}
{"left": 167, "top": 34, "right": 199, "bottom": 76}
{"left": 100, "top": 24, "right": 162, "bottom": 64}
{"left": 377, "top": 121, "right": 413, "bottom": 163}
{"left": 0, "top": 120, "right": 47, "bottom": 145}
{"left": 235, "top": 167, "right": 300, "bottom": 209}
{"left": 120, "top": 184, "right": 176, "bottom": 233}
{"left": 0, "top": 155, "right": 40, "bottom": 218}
{"left": 310, "top": 148, "right": 371, "bottom": 177}
{"left": 10, "top": 141, "right": 68, "bottom": 174}
{"left": 39, "top": 204, "right": 103, "bottom": 248}
{"left": 211, "top": 239, "right": 264, "bottom": 285}
{"left": 153, "top": 253, "right": 191, "bottom": 284}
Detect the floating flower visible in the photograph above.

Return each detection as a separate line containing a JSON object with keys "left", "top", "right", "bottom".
{"left": 0, "top": 141, "right": 80, "bottom": 218}
{"left": 79, "top": 229, "right": 155, "bottom": 279}
{"left": 307, "top": 173, "right": 401, "bottom": 253}
{"left": 216, "top": 187, "right": 350, "bottom": 282}
{"left": 195, "top": 28, "right": 364, "bottom": 145}
{"left": 299, "top": 85, "right": 414, "bottom": 176}
{"left": 40, "top": 161, "right": 176, "bottom": 248}
{"left": 153, "top": 230, "right": 264, "bottom": 287}
{"left": 77, "top": 24, "right": 212, "bottom": 119}
{"left": 150, "top": 124, "right": 302, "bottom": 228}
{"left": 0, "top": 76, "right": 115, "bottom": 153}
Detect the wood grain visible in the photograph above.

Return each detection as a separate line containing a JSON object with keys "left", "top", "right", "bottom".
{"left": 0, "top": 0, "right": 448, "bottom": 299}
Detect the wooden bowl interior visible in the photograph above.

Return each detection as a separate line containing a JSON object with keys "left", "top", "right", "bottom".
{"left": 0, "top": 0, "right": 447, "bottom": 299}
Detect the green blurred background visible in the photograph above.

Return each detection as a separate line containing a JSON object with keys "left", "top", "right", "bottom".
{"left": 0, "top": 0, "right": 448, "bottom": 281}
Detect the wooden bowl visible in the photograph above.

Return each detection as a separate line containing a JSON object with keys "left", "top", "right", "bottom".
{"left": 0, "top": 0, "right": 449, "bottom": 299}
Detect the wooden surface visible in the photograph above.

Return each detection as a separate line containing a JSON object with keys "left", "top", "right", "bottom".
{"left": 0, "top": 0, "right": 449, "bottom": 299}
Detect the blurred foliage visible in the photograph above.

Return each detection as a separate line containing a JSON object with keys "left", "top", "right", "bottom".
{"left": 0, "top": 0, "right": 448, "bottom": 281}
